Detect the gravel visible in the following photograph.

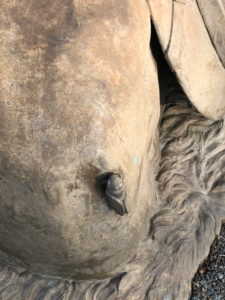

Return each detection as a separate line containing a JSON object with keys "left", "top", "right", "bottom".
{"left": 191, "top": 223, "right": 225, "bottom": 300}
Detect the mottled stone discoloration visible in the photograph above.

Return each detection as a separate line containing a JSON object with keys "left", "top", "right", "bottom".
{"left": 0, "top": 100, "right": 225, "bottom": 299}
{"left": 0, "top": 0, "right": 225, "bottom": 297}
{"left": 0, "top": 0, "right": 159, "bottom": 279}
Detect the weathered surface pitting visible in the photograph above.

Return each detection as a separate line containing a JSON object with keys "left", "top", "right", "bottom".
{"left": 0, "top": 100, "right": 225, "bottom": 299}
{"left": 0, "top": 0, "right": 160, "bottom": 279}
{"left": 0, "top": 0, "right": 225, "bottom": 298}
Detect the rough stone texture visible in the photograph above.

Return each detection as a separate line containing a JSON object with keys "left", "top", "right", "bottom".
{"left": 149, "top": 0, "right": 225, "bottom": 120}
{"left": 197, "top": 0, "right": 225, "bottom": 68}
{"left": 0, "top": 0, "right": 225, "bottom": 298}
{"left": 0, "top": 95, "right": 225, "bottom": 299}
{"left": 191, "top": 223, "right": 225, "bottom": 300}
{"left": 0, "top": 0, "right": 160, "bottom": 279}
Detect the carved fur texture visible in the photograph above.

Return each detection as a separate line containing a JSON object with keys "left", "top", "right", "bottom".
{"left": 0, "top": 98, "right": 225, "bottom": 300}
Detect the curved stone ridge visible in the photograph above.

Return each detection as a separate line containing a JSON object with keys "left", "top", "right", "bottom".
{"left": 197, "top": 0, "right": 225, "bottom": 67}
{"left": 149, "top": 0, "right": 225, "bottom": 120}
{"left": 0, "top": 97, "right": 225, "bottom": 299}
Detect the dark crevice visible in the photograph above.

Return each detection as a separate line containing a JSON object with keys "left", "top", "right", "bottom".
{"left": 150, "top": 21, "right": 190, "bottom": 106}
{"left": 150, "top": 21, "right": 175, "bottom": 104}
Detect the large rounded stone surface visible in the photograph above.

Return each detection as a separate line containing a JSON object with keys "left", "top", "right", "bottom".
{"left": 0, "top": 0, "right": 159, "bottom": 279}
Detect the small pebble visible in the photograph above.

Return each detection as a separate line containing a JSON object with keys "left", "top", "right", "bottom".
{"left": 191, "top": 223, "right": 225, "bottom": 299}
{"left": 199, "top": 268, "right": 205, "bottom": 274}
{"left": 200, "top": 279, "right": 208, "bottom": 288}
{"left": 207, "top": 288, "right": 214, "bottom": 295}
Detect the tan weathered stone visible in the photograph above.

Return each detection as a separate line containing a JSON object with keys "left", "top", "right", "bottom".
{"left": 0, "top": 0, "right": 159, "bottom": 279}
{"left": 0, "top": 1, "right": 225, "bottom": 298}
{"left": 197, "top": 0, "right": 225, "bottom": 67}
{"left": 149, "top": 0, "right": 225, "bottom": 120}
{"left": 1, "top": 97, "right": 225, "bottom": 300}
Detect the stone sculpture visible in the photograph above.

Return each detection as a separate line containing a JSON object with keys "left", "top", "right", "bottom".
{"left": 0, "top": 0, "right": 224, "bottom": 299}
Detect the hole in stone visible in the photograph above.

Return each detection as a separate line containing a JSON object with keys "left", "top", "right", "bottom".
{"left": 96, "top": 172, "right": 115, "bottom": 196}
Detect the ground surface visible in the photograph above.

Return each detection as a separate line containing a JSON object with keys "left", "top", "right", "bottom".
{"left": 191, "top": 223, "right": 225, "bottom": 300}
